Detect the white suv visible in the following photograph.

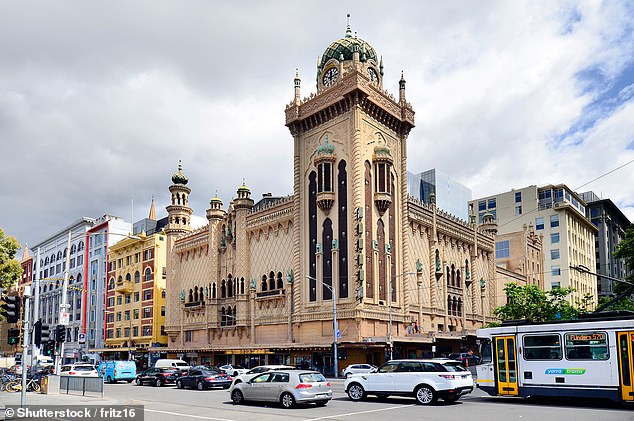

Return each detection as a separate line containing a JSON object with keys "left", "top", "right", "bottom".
{"left": 342, "top": 364, "right": 377, "bottom": 377}
{"left": 344, "top": 359, "right": 473, "bottom": 405}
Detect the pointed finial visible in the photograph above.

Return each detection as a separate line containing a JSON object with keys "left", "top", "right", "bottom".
{"left": 400, "top": 70, "right": 405, "bottom": 81}
{"left": 149, "top": 195, "right": 157, "bottom": 220}
{"left": 242, "top": 177, "right": 246, "bottom": 186}
{"left": 345, "top": 13, "right": 352, "bottom": 38}
{"left": 294, "top": 68, "right": 301, "bottom": 87}
{"left": 380, "top": 56, "right": 384, "bottom": 75}
{"left": 178, "top": 159, "right": 182, "bottom": 171}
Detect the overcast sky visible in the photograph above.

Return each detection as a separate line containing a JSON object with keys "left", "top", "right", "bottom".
{"left": 2, "top": 1, "right": 633, "bottom": 258}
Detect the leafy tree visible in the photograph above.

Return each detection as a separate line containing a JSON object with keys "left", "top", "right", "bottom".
{"left": 494, "top": 283, "right": 592, "bottom": 322}
{"left": 0, "top": 227, "right": 21, "bottom": 292}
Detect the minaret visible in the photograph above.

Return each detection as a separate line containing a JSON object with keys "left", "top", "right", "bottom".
{"left": 149, "top": 195, "right": 157, "bottom": 220}
{"left": 294, "top": 69, "right": 301, "bottom": 104}
{"left": 22, "top": 243, "right": 30, "bottom": 261}
{"left": 165, "top": 160, "right": 193, "bottom": 236}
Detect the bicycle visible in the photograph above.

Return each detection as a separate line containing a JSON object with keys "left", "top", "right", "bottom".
{"left": 6, "top": 376, "right": 41, "bottom": 393}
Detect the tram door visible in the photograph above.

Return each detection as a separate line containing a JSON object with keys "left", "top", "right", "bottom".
{"left": 493, "top": 336, "right": 518, "bottom": 396}
{"left": 617, "top": 331, "right": 634, "bottom": 401}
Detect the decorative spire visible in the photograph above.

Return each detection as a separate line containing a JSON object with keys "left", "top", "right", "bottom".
{"left": 345, "top": 13, "right": 352, "bottom": 38}
{"left": 399, "top": 71, "right": 406, "bottom": 103}
{"left": 22, "top": 243, "right": 29, "bottom": 261}
{"left": 294, "top": 68, "right": 301, "bottom": 103}
{"left": 149, "top": 195, "right": 156, "bottom": 220}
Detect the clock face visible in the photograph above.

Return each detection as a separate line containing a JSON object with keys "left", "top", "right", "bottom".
{"left": 322, "top": 67, "right": 339, "bottom": 87}
{"left": 367, "top": 68, "right": 378, "bottom": 83}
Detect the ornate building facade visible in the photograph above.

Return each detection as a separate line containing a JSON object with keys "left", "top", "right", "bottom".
{"left": 163, "top": 22, "right": 497, "bottom": 373}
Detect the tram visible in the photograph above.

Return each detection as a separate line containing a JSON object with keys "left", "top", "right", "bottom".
{"left": 476, "top": 311, "right": 634, "bottom": 403}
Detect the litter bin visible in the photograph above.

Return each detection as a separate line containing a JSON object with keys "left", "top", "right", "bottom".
{"left": 40, "top": 375, "right": 49, "bottom": 394}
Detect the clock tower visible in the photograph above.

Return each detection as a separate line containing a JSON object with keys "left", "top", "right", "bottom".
{"left": 285, "top": 16, "right": 415, "bottom": 311}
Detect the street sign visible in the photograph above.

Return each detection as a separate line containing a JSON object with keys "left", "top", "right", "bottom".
{"left": 336, "top": 329, "right": 341, "bottom": 338}
{"left": 59, "top": 311, "right": 70, "bottom": 325}
{"left": 78, "top": 333, "right": 86, "bottom": 344}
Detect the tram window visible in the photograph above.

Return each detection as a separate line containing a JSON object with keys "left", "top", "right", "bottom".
{"left": 480, "top": 339, "right": 492, "bottom": 364}
{"left": 523, "top": 334, "right": 562, "bottom": 360}
{"left": 565, "top": 332, "right": 608, "bottom": 360}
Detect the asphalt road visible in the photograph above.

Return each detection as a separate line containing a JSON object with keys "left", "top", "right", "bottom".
{"left": 2, "top": 379, "right": 633, "bottom": 421}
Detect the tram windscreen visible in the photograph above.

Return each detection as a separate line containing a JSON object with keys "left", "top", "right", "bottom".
{"left": 480, "top": 338, "right": 492, "bottom": 364}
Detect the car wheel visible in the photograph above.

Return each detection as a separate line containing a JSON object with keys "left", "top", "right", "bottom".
{"left": 106, "top": 376, "right": 113, "bottom": 384}
{"left": 415, "top": 385, "right": 437, "bottom": 405}
{"left": 347, "top": 383, "right": 366, "bottom": 401}
{"left": 444, "top": 395, "right": 460, "bottom": 403}
{"left": 127, "top": 380, "right": 133, "bottom": 383}
{"left": 155, "top": 378, "right": 164, "bottom": 387}
{"left": 231, "top": 389, "right": 244, "bottom": 405}
{"left": 197, "top": 381, "right": 206, "bottom": 390}
{"left": 176, "top": 380, "right": 183, "bottom": 389}
{"left": 135, "top": 378, "right": 142, "bottom": 386}
{"left": 280, "top": 392, "right": 296, "bottom": 409}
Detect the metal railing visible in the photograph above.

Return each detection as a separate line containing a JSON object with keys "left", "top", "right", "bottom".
{"left": 60, "top": 376, "right": 104, "bottom": 397}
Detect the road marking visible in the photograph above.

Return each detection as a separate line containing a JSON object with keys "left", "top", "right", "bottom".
{"left": 144, "top": 408, "right": 235, "bottom": 421}
{"left": 302, "top": 404, "right": 417, "bottom": 421}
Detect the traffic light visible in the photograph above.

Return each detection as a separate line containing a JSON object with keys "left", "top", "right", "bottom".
{"left": 55, "top": 324, "right": 66, "bottom": 343}
{"left": 40, "top": 323, "right": 51, "bottom": 344}
{"left": 44, "top": 340, "right": 56, "bottom": 356}
{"left": 7, "top": 328, "right": 20, "bottom": 345}
{"left": 34, "top": 320, "right": 42, "bottom": 346}
{"left": 1, "top": 295, "right": 21, "bottom": 323}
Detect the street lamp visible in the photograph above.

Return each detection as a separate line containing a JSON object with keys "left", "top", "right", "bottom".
{"left": 306, "top": 275, "right": 338, "bottom": 378}
{"left": 387, "top": 272, "right": 416, "bottom": 360}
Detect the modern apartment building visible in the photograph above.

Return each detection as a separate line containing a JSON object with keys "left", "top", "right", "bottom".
{"left": 104, "top": 225, "right": 168, "bottom": 365}
{"left": 580, "top": 191, "right": 632, "bottom": 296}
{"left": 470, "top": 184, "right": 597, "bottom": 306}
{"left": 407, "top": 169, "right": 472, "bottom": 220}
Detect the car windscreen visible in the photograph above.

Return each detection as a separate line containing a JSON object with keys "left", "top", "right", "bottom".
{"left": 200, "top": 370, "right": 222, "bottom": 376}
{"left": 175, "top": 362, "right": 188, "bottom": 367}
{"left": 441, "top": 362, "right": 469, "bottom": 372}
{"left": 299, "top": 373, "right": 327, "bottom": 383}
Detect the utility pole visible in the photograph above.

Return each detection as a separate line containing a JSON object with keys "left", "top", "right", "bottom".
{"left": 55, "top": 231, "right": 72, "bottom": 375}
{"left": 20, "top": 285, "right": 32, "bottom": 407}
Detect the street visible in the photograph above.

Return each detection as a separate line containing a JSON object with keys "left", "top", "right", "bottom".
{"left": 2, "top": 379, "right": 633, "bottom": 421}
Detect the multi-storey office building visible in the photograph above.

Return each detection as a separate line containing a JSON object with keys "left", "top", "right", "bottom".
{"left": 31, "top": 217, "right": 95, "bottom": 364}
{"left": 579, "top": 191, "right": 632, "bottom": 296}
{"left": 104, "top": 225, "right": 168, "bottom": 366}
{"left": 407, "top": 169, "right": 472, "bottom": 221}
{"left": 470, "top": 185, "right": 597, "bottom": 306}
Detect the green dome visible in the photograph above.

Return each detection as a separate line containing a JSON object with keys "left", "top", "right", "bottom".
{"left": 171, "top": 160, "right": 188, "bottom": 185}
{"left": 319, "top": 23, "right": 377, "bottom": 70}
{"left": 374, "top": 143, "right": 390, "bottom": 156}
{"left": 210, "top": 194, "right": 222, "bottom": 204}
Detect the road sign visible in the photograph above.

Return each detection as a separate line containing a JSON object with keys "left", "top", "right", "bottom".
{"left": 59, "top": 311, "right": 70, "bottom": 325}
{"left": 336, "top": 329, "right": 341, "bottom": 338}
{"left": 78, "top": 333, "right": 86, "bottom": 344}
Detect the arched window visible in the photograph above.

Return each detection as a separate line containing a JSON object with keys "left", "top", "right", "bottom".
{"left": 108, "top": 278, "right": 115, "bottom": 290}
{"left": 269, "top": 271, "right": 275, "bottom": 290}
{"left": 144, "top": 267, "right": 152, "bottom": 281}
{"left": 212, "top": 283, "right": 217, "bottom": 299}
{"left": 261, "top": 275, "right": 267, "bottom": 291}
{"left": 50, "top": 254, "right": 55, "bottom": 263}
{"left": 71, "top": 244, "right": 77, "bottom": 255}
{"left": 458, "top": 298, "right": 463, "bottom": 316}
{"left": 188, "top": 289, "right": 193, "bottom": 302}
{"left": 227, "top": 275, "right": 233, "bottom": 298}
{"left": 194, "top": 286, "right": 199, "bottom": 302}
{"left": 45, "top": 257, "right": 50, "bottom": 266}
{"left": 446, "top": 267, "right": 450, "bottom": 285}
{"left": 456, "top": 269, "right": 461, "bottom": 288}
{"left": 125, "top": 273, "right": 131, "bottom": 282}
{"left": 117, "top": 275, "right": 123, "bottom": 284}
{"left": 221, "top": 280, "right": 226, "bottom": 298}
{"left": 77, "top": 241, "right": 84, "bottom": 251}
{"left": 451, "top": 264, "right": 456, "bottom": 287}
{"left": 57, "top": 251, "right": 63, "bottom": 260}
{"left": 76, "top": 273, "right": 82, "bottom": 283}
{"left": 277, "top": 272, "right": 283, "bottom": 289}
{"left": 135, "top": 271, "right": 140, "bottom": 283}
{"left": 447, "top": 296, "right": 452, "bottom": 315}
{"left": 240, "top": 278, "right": 245, "bottom": 295}
{"left": 221, "top": 307, "right": 226, "bottom": 326}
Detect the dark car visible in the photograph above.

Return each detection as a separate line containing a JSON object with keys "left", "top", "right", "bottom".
{"left": 448, "top": 353, "right": 480, "bottom": 367}
{"left": 176, "top": 368, "right": 232, "bottom": 390}
{"left": 135, "top": 367, "right": 181, "bottom": 387}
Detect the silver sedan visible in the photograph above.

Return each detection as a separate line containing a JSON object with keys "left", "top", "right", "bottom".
{"left": 230, "top": 370, "right": 332, "bottom": 408}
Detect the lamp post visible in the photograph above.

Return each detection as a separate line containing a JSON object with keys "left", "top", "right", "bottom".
{"left": 306, "top": 275, "right": 338, "bottom": 378}
{"left": 387, "top": 272, "right": 416, "bottom": 361}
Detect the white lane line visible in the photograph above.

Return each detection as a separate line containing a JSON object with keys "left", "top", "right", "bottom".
{"left": 144, "top": 408, "right": 236, "bottom": 421}
{"left": 302, "top": 404, "right": 417, "bottom": 421}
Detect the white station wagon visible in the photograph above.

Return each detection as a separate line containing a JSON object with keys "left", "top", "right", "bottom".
{"left": 344, "top": 359, "right": 473, "bottom": 405}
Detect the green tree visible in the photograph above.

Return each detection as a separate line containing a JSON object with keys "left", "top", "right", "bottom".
{"left": 596, "top": 224, "right": 634, "bottom": 311}
{"left": 0, "top": 227, "right": 22, "bottom": 291}
{"left": 494, "top": 283, "right": 592, "bottom": 322}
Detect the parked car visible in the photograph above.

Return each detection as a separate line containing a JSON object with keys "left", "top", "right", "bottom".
{"left": 342, "top": 364, "right": 377, "bottom": 378}
{"left": 344, "top": 359, "right": 473, "bottom": 405}
{"left": 232, "top": 365, "right": 296, "bottom": 385}
{"left": 230, "top": 370, "right": 332, "bottom": 409}
{"left": 154, "top": 359, "right": 190, "bottom": 372}
{"left": 60, "top": 364, "right": 99, "bottom": 377}
{"left": 176, "top": 368, "right": 232, "bottom": 390}
{"left": 135, "top": 367, "right": 181, "bottom": 386}
{"left": 101, "top": 360, "right": 137, "bottom": 383}
{"left": 448, "top": 353, "right": 480, "bottom": 366}
{"left": 219, "top": 364, "right": 249, "bottom": 377}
